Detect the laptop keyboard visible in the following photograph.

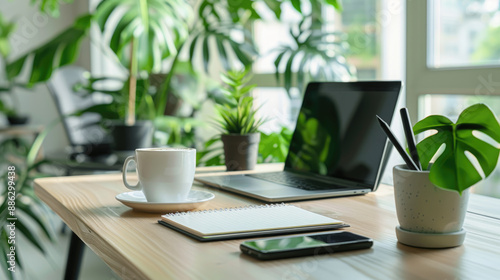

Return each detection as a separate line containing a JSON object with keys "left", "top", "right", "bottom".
{"left": 247, "top": 172, "right": 347, "bottom": 191}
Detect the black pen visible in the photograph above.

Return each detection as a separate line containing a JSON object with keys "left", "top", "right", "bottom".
{"left": 376, "top": 115, "right": 419, "bottom": 171}
{"left": 400, "top": 108, "right": 422, "bottom": 171}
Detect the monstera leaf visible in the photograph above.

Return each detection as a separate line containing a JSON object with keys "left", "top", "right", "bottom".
{"left": 94, "top": 0, "right": 191, "bottom": 73}
{"left": 414, "top": 104, "right": 500, "bottom": 194}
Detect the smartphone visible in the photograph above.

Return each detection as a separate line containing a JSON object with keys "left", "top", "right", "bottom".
{"left": 240, "top": 231, "right": 373, "bottom": 260}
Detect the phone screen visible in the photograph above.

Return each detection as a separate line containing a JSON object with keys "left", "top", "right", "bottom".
{"left": 242, "top": 232, "right": 370, "bottom": 252}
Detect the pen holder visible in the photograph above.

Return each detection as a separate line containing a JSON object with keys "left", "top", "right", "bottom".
{"left": 392, "top": 164, "right": 469, "bottom": 248}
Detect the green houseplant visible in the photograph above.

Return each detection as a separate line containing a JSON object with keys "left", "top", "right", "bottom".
{"left": 82, "top": 0, "right": 195, "bottom": 150}
{"left": 0, "top": 14, "right": 32, "bottom": 125}
{"left": 5, "top": 0, "right": 350, "bottom": 153}
{"left": 214, "top": 69, "right": 265, "bottom": 171}
{"left": 413, "top": 103, "right": 500, "bottom": 193}
{"left": 0, "top": 0, "right": 349, "bottom": 278}
{"left": 62, "top": 0, "right": 260, "bottom": 149}
{"left": 393, "top": 103, "right": 500, "bottom": 248}
{"left": 7, "top": 0, "right": 349, "bottom": 140}
{"left": 1, "top": 3, "right": 80, "bottom": 278}
{"left": 0, "top": 123, "right": 57, "bottom": 280}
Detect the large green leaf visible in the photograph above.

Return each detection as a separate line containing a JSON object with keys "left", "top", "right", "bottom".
{"left": 94, "top": 0, "right": 190, "bottom": 73}
{"left": 414, "top": 103, "right": 500, "bottom": 194}
{"left": 185, "top": 1, "right": 258, "bottom": 73}
{"left": 6, "top": 14, "right": 91, "bottom": 84}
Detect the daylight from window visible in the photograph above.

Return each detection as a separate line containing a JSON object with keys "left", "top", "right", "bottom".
{"left": 429, "top": 0, "right": 500, "bottom": 68}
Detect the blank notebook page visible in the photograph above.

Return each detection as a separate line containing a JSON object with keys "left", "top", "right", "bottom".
{"left": 160, "top": 204, "right": 343, "bottom": 236}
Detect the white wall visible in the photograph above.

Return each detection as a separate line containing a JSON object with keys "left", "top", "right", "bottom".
{"left": 1, "top": 0, "right": 90, "bottom": 154}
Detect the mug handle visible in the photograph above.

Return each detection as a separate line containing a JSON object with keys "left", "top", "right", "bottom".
{"left": 122, "top": 156, "right": 141, "bottom": 191}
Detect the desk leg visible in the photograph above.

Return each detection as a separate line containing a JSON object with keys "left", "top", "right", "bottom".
{"left": 64, "top": 232, "right": 85, "bottom": 280}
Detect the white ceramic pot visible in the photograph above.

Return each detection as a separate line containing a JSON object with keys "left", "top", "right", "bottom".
{"left": 392, "top": 164, "right": 470, "bottom": 248}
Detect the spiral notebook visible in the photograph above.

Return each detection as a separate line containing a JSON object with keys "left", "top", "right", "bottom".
{"left": 158, "top": 204, "right": 349, "bottom": 241}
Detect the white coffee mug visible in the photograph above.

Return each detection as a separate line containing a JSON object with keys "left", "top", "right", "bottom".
{"left": 122, "top": 148, "right": 196, "bottom": 203}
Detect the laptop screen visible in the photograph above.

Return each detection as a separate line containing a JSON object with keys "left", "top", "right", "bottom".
{"left": 284, "top": 81, "right": 401, "bottom": 187}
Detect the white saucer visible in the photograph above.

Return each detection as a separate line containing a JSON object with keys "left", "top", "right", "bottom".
{"left": 116, "top": 190, "right": 214, "bottom": 213}
{"left": 395, "top": 226, "right": 466, "bottom": 248}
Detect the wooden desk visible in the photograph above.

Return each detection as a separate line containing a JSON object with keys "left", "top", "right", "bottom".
{"left": 34, "top": 165, "right": 500, "bottom": 279}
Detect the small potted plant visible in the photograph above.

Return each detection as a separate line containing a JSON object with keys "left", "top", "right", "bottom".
{"left": 393, "top": 103, "right": 500, "bottom": 248}
{"left": 0, "top": 98, "right": 29, "bottom": 125}
{"left": 214, "top": 69, "right": 265, "bottom": 171}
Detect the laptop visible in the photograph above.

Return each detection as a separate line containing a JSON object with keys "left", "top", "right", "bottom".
{"left": 196, "top": 81, "right": 402, "bottom": 202}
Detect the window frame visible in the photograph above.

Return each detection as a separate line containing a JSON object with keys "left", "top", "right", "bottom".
{"left": 406, "top": 0, "right": 500, "bottom": 122}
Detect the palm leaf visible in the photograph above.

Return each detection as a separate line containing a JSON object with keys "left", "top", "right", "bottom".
{"left": 273, "top": 17, "right": 352, "bottom": 95}
{"left": 15, "top": 220, "right": 45, "bottom": 254}
{"left": 26, "top": 119, "right": 59, "bottom": 167}
{"left": 17, "top": 201, "right": 54, "bottom": 242}
{"left": 187, "top": 28, "right": 256, "bottom": 73}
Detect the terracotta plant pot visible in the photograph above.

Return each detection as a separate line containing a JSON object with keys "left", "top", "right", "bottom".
{"left": 393, "top": 164, "right": 469, "bottom": 248}
{"left": 221, "top": 133, "right": 260, "bottom": 171}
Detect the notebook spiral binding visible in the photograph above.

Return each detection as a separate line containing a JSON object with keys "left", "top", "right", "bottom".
{"left": 163, "top": 203, "right": 288, "bottom": 218}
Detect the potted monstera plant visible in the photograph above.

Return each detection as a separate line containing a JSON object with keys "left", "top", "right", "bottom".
{"left": 215, "top": 69, "right": 265, "bottom": 171}
{"left": 66, "top": 0, "right": 259, "bottom": 151}
{"left": 87, "top": 0, "right": 192, "bottom": 151}
{"left": 393, "top": 103, "right": 500, "bottom": 248}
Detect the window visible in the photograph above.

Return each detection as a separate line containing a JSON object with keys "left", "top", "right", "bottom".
{"left": 252, "top": 0, "right": 404, "bottom": 129}
{"left": 252, "top": 0, "right": 404, "bottom": 183}
{"left": 428, "top": 0, "right": 500, "bottom": 68}
{"left": 253, "top": 0, "right": 399, "bottom": 83}
{"left": 407, "top": 0, "right": 500, "bottom": 197}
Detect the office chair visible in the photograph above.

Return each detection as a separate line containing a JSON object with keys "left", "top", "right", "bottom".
{"left": 47, "top": 66, "right": 113, "bottom": 160}
{"left": 47, "top": 66, "right": 122, "bottom": 280}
